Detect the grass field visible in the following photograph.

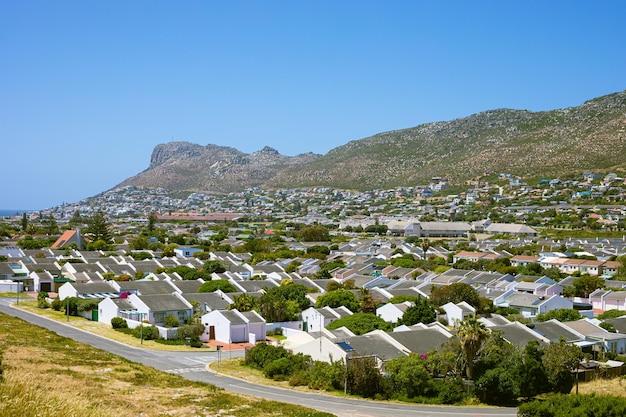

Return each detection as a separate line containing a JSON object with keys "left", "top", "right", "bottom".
{"left": 0, "top": 309, "right": 335, "bottom": 417}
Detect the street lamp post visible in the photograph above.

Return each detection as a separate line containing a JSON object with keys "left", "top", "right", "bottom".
{"left": 15, "top": 279, "right": 20, "bottom": 305}
{"left": 217, "top": 345, "right": 223, "bottom": 367}
{"left": 139, "top": 312, "right": 146, "bottom": 344}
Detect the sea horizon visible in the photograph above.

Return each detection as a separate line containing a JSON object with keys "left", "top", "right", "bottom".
{"left": 0, "top": 209, "right": 35, "bottom": 217}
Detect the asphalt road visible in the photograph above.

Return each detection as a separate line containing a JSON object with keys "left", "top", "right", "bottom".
{"left": 0, "top": 298, "right": 517, "bottom": 417}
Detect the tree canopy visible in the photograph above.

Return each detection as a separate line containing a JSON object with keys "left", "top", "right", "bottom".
{"left": 85, "top": 211, "right": 112, "bottom": 243}
{"left": 535, "top": 308, "right": 582, "bottom": 323}
{"left": 398, "top": 298, "right": 436, "bottom": 326}
{"left": 258, "top": 283, "right": 311, "bottom": 322}
{"left": 315, "top": 289, "right": 360, "bottom": 312}
{"left": 430, "top": 282, "right": 480, "bottom": 309}
{"left": 198, "top": 280, "right": 237, "bottom": 293}
{"left": 326, "top": 312, "right": 392, "bottom": 335}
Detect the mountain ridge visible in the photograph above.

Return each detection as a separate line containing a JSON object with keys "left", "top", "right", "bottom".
{"left": 117, "top": 90, "right": 626, "bottom": 194}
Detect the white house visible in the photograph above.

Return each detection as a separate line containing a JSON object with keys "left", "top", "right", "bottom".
{"left": 127, "top": 293, "right": 193, "bottom": 326}
{"left": 300, "top": 306, "right": 352, "bottom": 332}
{"left": 376, "top": 301, "right": 412, "bottom": 324}
{"left": 290, "top": 335, "right": 348, "bottom": 363}
{"left": 494, "top": 291, "right": 573, "bottom": 317}
{"left": 201, "top": 309, "right": 266, "bottom": 344}
{"left": 58, "top": 281, "right": 118, "bottom": 300}
{"left": 441, "top": 301, "right": 476, "bottom": 327}
{"left": 98, "top": 296, "right": 137, "bottom": 325}
{"left": 174, "top": 247, "right": 204, "bottom": 258}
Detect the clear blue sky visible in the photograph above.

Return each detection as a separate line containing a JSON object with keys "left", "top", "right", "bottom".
{"left": 1, "top": 1, "right": 624, "bottom": 210}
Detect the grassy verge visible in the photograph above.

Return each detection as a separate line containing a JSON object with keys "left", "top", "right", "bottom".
{"left": 209, "top": 358, "right": 341, "bottom": 394}
{"left": 0, "top": 312, "right": 335, "bottom": 417}
{"left": 14, "top": 300, "right": 206, "bottom": 351}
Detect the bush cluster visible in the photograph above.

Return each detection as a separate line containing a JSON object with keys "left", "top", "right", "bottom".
{"left": 518, "top": 394, "right": 626, "bottom": 417}
{"left": 111, "top": 317, "right": 128, "bottom": 329}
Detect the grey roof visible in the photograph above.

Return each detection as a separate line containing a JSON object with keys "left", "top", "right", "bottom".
{"left": 181, "top": 293, "right": 231, "bottom": 310}
{"left": 420, "top": 222, "right": 472, "bottom": 232}
{"left": 129, "top": 260, "right": 162, "bottom": 273}
{"left": 137, "top": 294, "right": 190, "bottom": 312}
{"left": 388, "top": 328, "right": 451, "bottom": 354}
{"left": 117, "top": 280, "right": 176, "bottom": 295}
{"left": 65, "top": 263, "right": 104, "bottom": 273}
{"left": 72, "top": 281, "right": 118, "bottom": 296}
{"left": 102, "top": 264, "right": 135, "bottom": 275}
{"left": 235, "top": 280, "right": 276, "bottom": 292}
{"left": 532, "top": 320, "right": 583, "bottom": 343}
{"left": 562, "top": 319, "right": 608, "bottom": 337}
{"left": 341, "top": 333, "right": 406, "bottom": 361}
{"left": 241, "top": 310, "right": 265, "bottom": 323}
{"left": 479, "top": 314, "right": 511, "bottom": 327}
{"left": 170, "top": 280, "right": 204, "bottom": 293}
{"left": 485, "top": 223, "right": 537, "bottom": 234}
{"left": 219, "top": 310, "right": 247, "bottom": 324}
{"left": 605, "top": 316, "right": 626, "bottom": 333}
{"left": 112, "top": 298, "right": 135, "bottom": 310}
{"left": 490, "top": 323, "right": 547, "bottom": 348}
{"left": 502, "top": 293, "right": 544, "bottom": 308}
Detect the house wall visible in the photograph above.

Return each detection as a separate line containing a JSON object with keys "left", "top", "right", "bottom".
{"left": 98, "top": 298, "right": 119, "bottom": 324}
{"left": 58, "top": 282, "right": 78, "bottom": 300}
{"left": 291, "top": 337, "right": 347, "bottom": 363}
{"left": 376, "top": 304, "right": 405, "bottom": 324}
{"left": 604, "top": 299, "right": 626, "bottom": 312}
{"left": 249, "top": 322, "right": 266, "bottom": 342}
{"left": 442, "top": 303, "right": 463, "bottom": 327}
{"left": 539, "top": 296, "right": 573, "bottom": 314}
{"left": 266, "top": 321, "right": 303, "bottom": 333}
{"left": 229, "top": 323, "right": 247, "bottom": 343}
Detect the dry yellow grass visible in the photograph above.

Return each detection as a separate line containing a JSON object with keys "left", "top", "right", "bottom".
{"left": 0, "top": 311, "right": 336, "bottom": 417}
{"left": 15, "top": 300, "right": 212, "bottom": 351}
{"left": 573, "top": 376, "right": 626, "bottom": 397}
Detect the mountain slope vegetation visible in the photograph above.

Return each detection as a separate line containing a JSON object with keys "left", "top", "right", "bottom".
{"left": 118, "top": 90, "right": 626, "bottom": 193}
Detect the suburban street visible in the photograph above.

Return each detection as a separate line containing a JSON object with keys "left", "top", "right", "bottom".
{"left": 0, "top": 298, "right": 517, "bottom": 417}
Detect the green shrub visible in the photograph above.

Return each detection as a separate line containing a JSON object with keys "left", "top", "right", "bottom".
{"left": 244, "top": 342, "right": 289, "bottom": 369}
{"left": 433, "top": 377, "right": 466, "bottom": 405}
{"left": 289, "top": 370, "right": 309, "bottom": 387}
{"left": 163, "top": 314, "right": 180, "bottom": 328}
{"left": 263, "top": 357, "right": 292, "bottom": 379}
{"left": 51, "top": 298, "right": 61, "bottom": 311}
{"left": 132, "top": 324, "right": 160, "bottom": 340}
{"left": 307, "top": 360, "right": 345, "bottom": 391}
{"left": 518, "top": 394, "right": 626, "bottom": 417}
{"left": 37, "top": 298, "right": 50, "bottom": 309}
{"left": 177, "top": 322, "right": 205, "bottom": 339}
{"left": 111, "top": 317, "right": 128, "bottom": 329}
{"left": 189, "top": 336, "right": 203, "bottom": 348}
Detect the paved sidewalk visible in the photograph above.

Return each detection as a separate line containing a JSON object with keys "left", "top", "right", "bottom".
{"left": 205, "top": 339, "right": 253, "bottom": 350}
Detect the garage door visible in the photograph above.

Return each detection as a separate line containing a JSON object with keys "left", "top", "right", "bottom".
{"left": 230, "top": 325, "right": 246, "bottom": 343}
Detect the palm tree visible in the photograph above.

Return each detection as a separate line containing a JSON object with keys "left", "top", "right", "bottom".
{"left": 456, "top": 316, "right": 489, "bottom": 380}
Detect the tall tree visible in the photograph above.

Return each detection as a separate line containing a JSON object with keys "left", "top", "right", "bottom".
{"left": 85, "top": 211, "right": 112, "bottom": 243}
{"left": 315, "top": 289, "right": 360, "bottom": 312}
{"left": 430, "top": 282, "right": 481, "bottom": 309}
{"left": 456, "top": 316, "right": 489, "bottom": 380}
{"left": 542, "top": 338, "right": 583, "bottom": 394}
{"left": 20, "top": 213, "right": 28, "bottom": 231}
{"left": 258, "top": 283, "right": 310, "bottom": 322}
{"left": 44, "top": 214, "right": 59, "bottom": 235}
{"left": 398, "top": 297, "right": 436, "bottom": 326}
{"left": 147, "top": 213, "right": 158, "bottom": 232}
{"left": 69, "top": 209, "right": 84, "bottom": 226}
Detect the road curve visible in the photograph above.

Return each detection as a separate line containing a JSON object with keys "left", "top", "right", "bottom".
{"left": 0, "top": 299, "right": 517, "bottom": 417}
